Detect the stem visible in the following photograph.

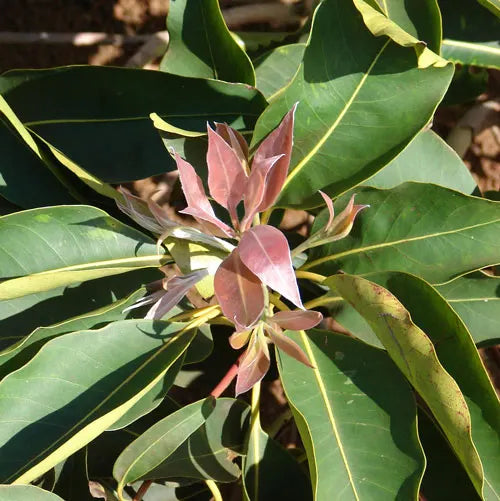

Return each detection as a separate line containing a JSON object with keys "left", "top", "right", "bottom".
{"left": 295, "top": 270, "right": 326, "bottom": 283}
{"left": 249, "top": 382, "right": 262, "bottom": 501}
{"left": 168, "top": 304, "right": 220, "bottom": 323}
{"left": 210, "top": 352, "right": 246, "bottom": 398}
{"left": 260, "top": 208, "right": 272, "bottom": 225}
{"left": 206, "top": 480, "right": 223, "bottom": 501}
{"left": 304, "top": 295, "right": 343, "bottom": 309}
{"left": 269, "top": 293, "right": 289, "bottom": 312}
{"left": 133, "top": 480, "right": 152, "bottom": 501}
{"left": 291, "top": 239, "right": 311, "bottom": 258}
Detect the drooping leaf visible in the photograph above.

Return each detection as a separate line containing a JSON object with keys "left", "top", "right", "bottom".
{"left": 251, "top": 0, "right": 453, "bottom": 208}
{"left": 243, "top": 404, "right": 311, "bottom": 501}
{"left": 277, "top": 329, "right": 425, "bottom": 500}
{"left": 254, "top": 44, "right": 305, "bottom": 101}
{"left": 206, "top": 125, "right": 247, "bottom": 224}
{"left": 113, "top": 398, "right": 214, "bottom": 496}
{"left": 175, "top": 153, "right": 235, "bottom": 238}
{"left": 0, "top": 66, "right": 266, "bottom": 184}
{"left": 0, "top": 320, "right": 195, "bottom": 484}
{"left": 214, "top": 250, "right": 265, "bottom": 331}
{"left": 0, "top": 288, "right": 146, "bottom": 380}
{"left": 266, "top": 327, "right": 313, "bottom": 368}
{"left": 362, "top": 130, "right": 477, "bottom": 194}
{"left": 239, "top": 225, "right": 303, "bottom": 308}
{"left": 160, "top": 0, "right": 255, "bottom": 85}
{"left": 236, "top": 328, "right": 270, "bottom": 396}
{"left": 436, "top": 271, "right": 500, "bottom": 346}
{"left": 305, "top": 183, "right": 500, "bottom": 284}
{"left": 0, "top": 206, "right": 167, "bottom": 300}
{"left": 139, "top": 398, "right": 250, "bottom": 483}
{"left": 327, "top": 274, "right": 484, "bottom": 495}
{"left": 0, "top": 485, "right": 64, "bottom": 500}
{"left": 0, "top": 118, "right": 74, "bottom": 208}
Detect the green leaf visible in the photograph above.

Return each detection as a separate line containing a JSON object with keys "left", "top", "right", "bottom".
{"left": 243, "top": 406, "right": 311, "bottom": 501}
{"left": 440, "top": 0, "right": 500, "bottom": 68}
{"left": 0, "top": 268, "right": 161, "bottom": 346}
{"left": 305, "top": 183, "right": 500, "bottom": 284}
{"left": 0, "top": 485, "right": 64, "bottom": 500}
{"left": 147, "top": 398, "right": 250, "bottom": 483}
{"left": 476, "top": 0, "right": 500, "bottom": 19}
{"left": 353, "top": 0, "right": 445, "bottom": 68}
{"left": 277, "top": 329, "right": 424, "bottom": 501}
{"left": 0, "top": 66, "right": 266, "bottom": 184}
{"left": 52, "top": 449, "right": 94, "bottom": 501}
{"left": 254, "top": 44, "right": 305, "bottom": 101}
{"left": 419, "top": 410, "right": 480, "bottom": 501}
{"left": 0, "top": 319, "right": 195, "bottom": 484}
{"left": 0, "top": 288, "right": 146, "bottom": 380}
{"left": 362, "top": 130, "right": 477, "bottom": 194}
{"left": 334, "top": 271, "right": 500, "bottom": 499}
{"left": 0, "top": 206, "right": 167, "bottom": 300}
{"left": 250, "top": 0, "right": 453, "bottom": 208}
{"left": 327, "top": 274, "right": 484, "bottom": 496}
{"left": 436, "top": 272, "right": 500, "bottom": 346}
{"left": 113, "top": 398, "right": 214, "bottom": 496}
{"left": 160, "top": 0, "right": 255, "bottom": 85}
{"left": 0, "top": 118, "right": 74, "bottom": 208}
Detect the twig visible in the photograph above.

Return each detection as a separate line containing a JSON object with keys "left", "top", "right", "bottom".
{"left": 210, "top": 352, "right": 245, "bottom": 398}
{"left": 206, "top": 479, "right": 223, "bottom": 501}
{"left": 133, "top": 480, "right": 152, "bottom": 501}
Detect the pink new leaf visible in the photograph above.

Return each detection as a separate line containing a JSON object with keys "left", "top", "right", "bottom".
{"left": 235, "top": 329, "right": 270, "bottom": 395}
{"left": 319, "top": 191, "right": 335, "bottom": 231}
{"left": 271, "top": 310, "right": 323, "bottom": 330}
{"left": 206, "top": 126, "right": 247, "bottom": 225}
{"left": 265, "top": 325, "right": 314, "bottom": 368}
{"left": 174, "top": 152, "right": 235, "bottom": 238}
{"left": 145, "top": 269, "right": 208, "bottom": 320}
{"left": 215, "top": 123, "right": 249, "bottom": 168}
{"left": 251, "top": 103, "right": 297, "bottom": 211}
{"left": 327, "top": 194, "right": 369, "bottom": 240}
{"left": 240, "top": 154, "right": 283, "bottom": 232}
{"left": 214, "top": 249, "right": 265, "bottom": 331}
{"left": 238, "top": 225, "right": 303, "bottom": 308}
{"left": 116, "top": 186, "right": 164, "bottom": 234}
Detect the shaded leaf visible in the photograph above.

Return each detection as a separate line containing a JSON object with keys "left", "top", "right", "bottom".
{"left": 436, "top": 271, "right": 500, "bottom": 346}
{"left": 328, "top": 274, "right": 484, "bottom": 495}
{"left": 239, "top": 225, "right": 302, "bottom": 308}
{"left": 0, "top": 66, "right": 266, "bottom": 184}
{"left": 0, "top": 320, "right": 195, "bottom": 483}
{"left": 277, "top": 329, "right": 424, "bottom": 500}
{"left": 0, "top": 486, "right": 64, "bottom": 500}
{"left": 160, "top": 0, "right": 255, "bottom": 85}
{"left": 306, "top": 183, "right": 500, "bottom": 284}
{"left": 251, "top": 0, "right": 453, "bottom": 208}
{"left": 236, "top": 328, "right": 270, "bottom": 396}
{"left": 0, "top": 206, "right": 166, "bottom": 300}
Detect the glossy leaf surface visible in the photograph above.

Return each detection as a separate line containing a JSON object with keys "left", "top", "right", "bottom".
{"left": 0, "top": 320, "right": 194, "bottom": 483}
{"left": 160, "top": 0, "right": 255, "bottom": 85}
{"left": 328, "top": 274, "right": 484, "bottom": 495}
{"left": 277, "top": 329, "right": 424, "bottom": 500}
{"left": 0, "top": 206, "right": 165, "bottom": 300}
{"left": 362, "top": 130, "right": 477, "bottom": 194}
{"left": 0, "top": 66, "right": 266, "bottom": 183}
{"left": 251, "top": 0, "right": 453, "bottom": 208}
{"left": 306, "top": 184, "right": 500, "bottom": 284}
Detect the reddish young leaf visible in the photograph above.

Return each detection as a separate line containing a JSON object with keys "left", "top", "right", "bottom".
{"left": 271, "top": 310, "right": 323, "bottom": 330}
{"left": 319, "top": 191, "right": 335, "bottom": 230}
{"left": 328, "top": 194, "right": 369, "bottom": 240}
{"left": 116, "top": 186, "right": 164, "bottom": 234}
{"left": 239, "top": 225, "right": 303, "bottom": 308}
{"left": 251, "top": 103, "right": 297, "bottom": 211}
{"left": 235, "top": 329, "right": 270, "bottom": 395}
{"left": 214, "top": 250, "right": 265, "bottom": 331}
{"left": 145, "top": 269, "right": 208, "bottom": 319}
{"left": 175, "top": 152, "right": 235, "bottom": 238}
{"left": 206, "top": 126, "right": 247, "bottom": 224}
{"left": 266, "top": 325, "right": 314, "bottom": 368}
{"left": 215, "top": 122, "right": 249, "bottom": 168}
{"left": 229, "top": 329, "right": 252, "bottom": 350}
{"left": 240, "top": 154, "right": 283, "bottom": 232}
